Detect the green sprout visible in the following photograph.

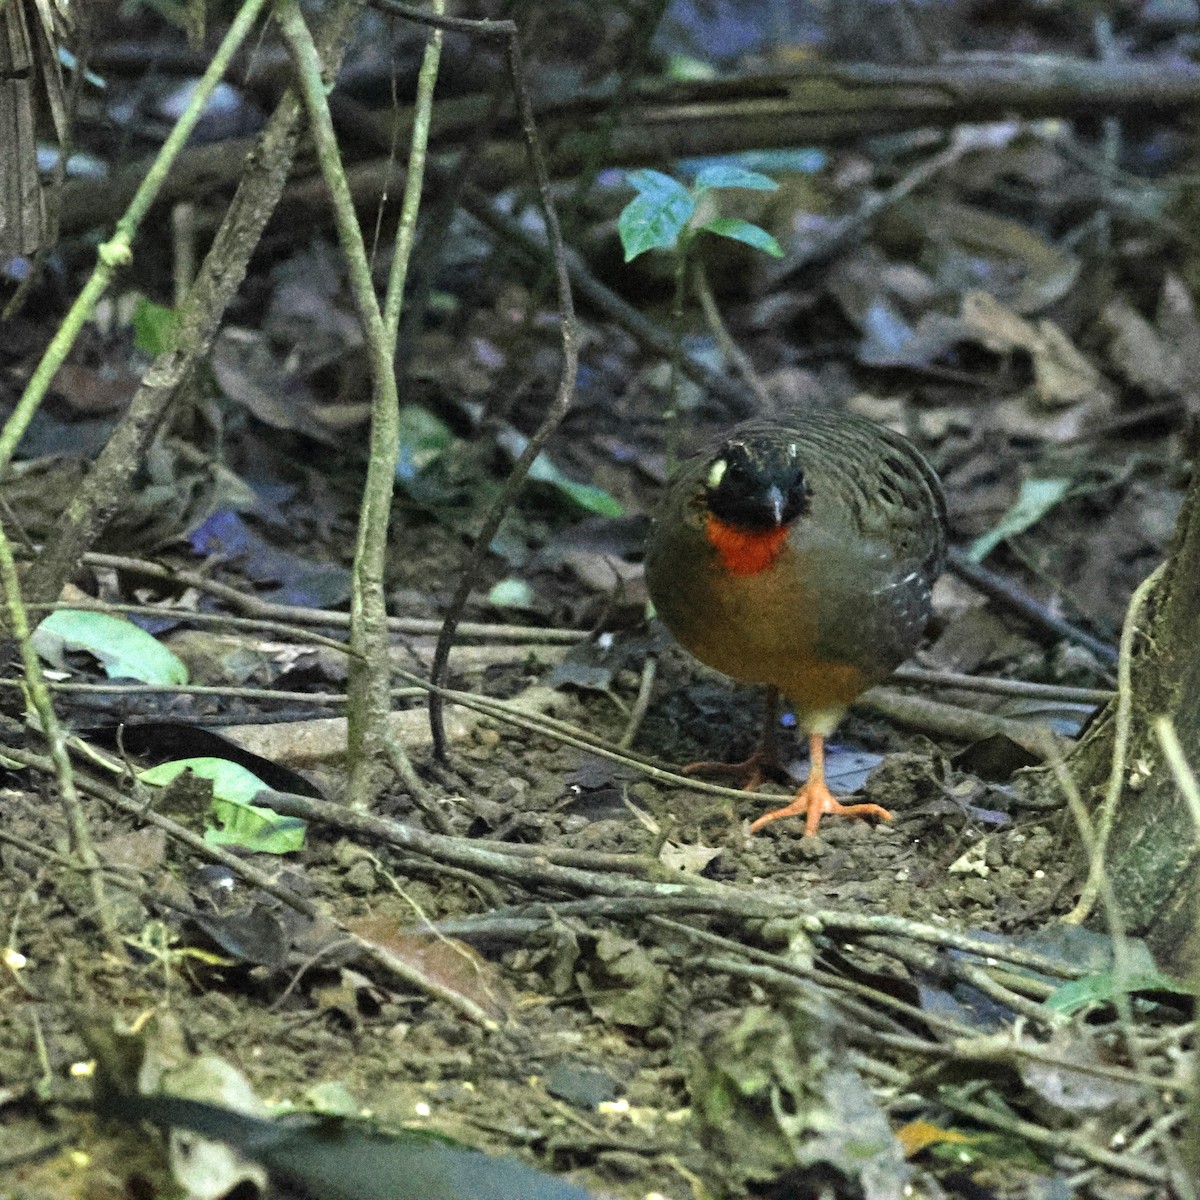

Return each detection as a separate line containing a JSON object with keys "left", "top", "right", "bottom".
{"left": 617, "top": 164, "right": 783, "bottom": 264}
{"left": 617, "top": 165, "right": 783, "bottom": 465}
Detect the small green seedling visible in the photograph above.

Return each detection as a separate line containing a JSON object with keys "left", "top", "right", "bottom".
{"left": 618, "top": 166, "right": 783, "bottom": 466}
{"left": 617, "top": 164, "right": 783, "bottom": 263}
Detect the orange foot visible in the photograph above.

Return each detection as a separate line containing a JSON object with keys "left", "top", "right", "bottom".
{"left": 682, "top": 744, "right": 782, "bottom": 793}
{"left": 748, "top": 732, "right": 892, "bottom": 837}
{"left": 748, "top": 779, "right": 893, "bottom": 837}
{"left": 682, "top": 687, "right": 784, "bottom": 791}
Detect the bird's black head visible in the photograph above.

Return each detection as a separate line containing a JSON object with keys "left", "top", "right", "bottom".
{"left": 703, "top": 438, "right": 810, "bottom": 531}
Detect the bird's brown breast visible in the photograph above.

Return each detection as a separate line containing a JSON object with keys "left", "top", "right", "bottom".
{"left": 644, "top": 411, "right": 946, "bottom": 724}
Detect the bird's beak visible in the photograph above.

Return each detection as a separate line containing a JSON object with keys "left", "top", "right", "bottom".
{"left": 765, "top": 484, "right": 785, "bottom": 526}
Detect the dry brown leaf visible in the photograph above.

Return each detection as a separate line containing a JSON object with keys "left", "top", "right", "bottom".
{"left": 962, "top": 291, "right": 1102, "bottom": 410}
{"left": 1099, "top": 296, "right": 1181, "bottom": 399}
{"left": 51, "top": 362, "right": 139, "bottom": 414}
{"left": 658, "top": 840, "right": 722, "bottom": 874}
{"left": 348, "top": 918, "right": 513, "bottom": 1023}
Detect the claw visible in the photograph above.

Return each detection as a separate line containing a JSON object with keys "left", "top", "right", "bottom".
{"left": 680, "top": 687, "right": 783, "bottom": 792}
{"left": 682, "top": 746, "right": 778, "bottom": 793}
{"left": 748, "top": 732, "right": 892, "bottom": 837}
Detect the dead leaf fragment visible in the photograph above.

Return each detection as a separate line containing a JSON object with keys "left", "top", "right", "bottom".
{"left": 962, "top": 290, "right": 1102, "bottom": 409}
{"left": 1018, "top": 1030, "right": 1141, "bottom": 1129}
{"left": 576, "top": 929, "right": 666, "bottom": 1028}
{"left": 896, "top": 1119, "right": 975, "bottom": 1158}
{"left": 1099, "top": 295, "right": 1181, "bottom": 399}
{"left": 658, "top": 840, "right": 722, "bottom": 874}
{"left": 51, "top": 362, "right": 139, "bottom": 414}
{"left": 349, "top": 918, "right": 513, "bottom": 1024}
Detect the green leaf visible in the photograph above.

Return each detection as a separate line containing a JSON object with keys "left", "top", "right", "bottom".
{"left": 140, "top": 756, "right": 266, "bottom": 799}
{"left": 487, "top": 578, "right": 534, "bottom": 609}
{"left": 693, "top": 164, "right": 779, "bottom": 193}
{"left": 526, "top": 453, "right": 625, "bottom": 516}
{"left": 666, "top": 54, "right": 716, "bottom": 81}
{"left": 625, "top": 168, "right": 690, "bottom": 201}
{"left": 33, "top": 610, "right": 189, "bottom": 685}
{"left": 968, "top": 477, "right": 1072, "bottom": 562}
{"left": 396, "top": 405, "right": 455, "bottom": 482}
{"left": 494, "top": 427, "right": 625, "bottom": 516}
{"left": 618, "top": 172, "right": 696, "bottom": 261}
{"left": 551, "top": 478, "right": 626, "bottom": 516}
{"left": 1044, "top": 968, "right": 1190, "bottom": 1016}
{"left": 698, "top": 217, "right": 784, "bottom": 257}
{"left": 140, "top": 757, "right": 306, "bottom": 854}
{"left": 928, "top": 1130, "right": 1050, "bottom": 1172}
{"left": 133, "top": 296, "right": 181, "bottom": 356}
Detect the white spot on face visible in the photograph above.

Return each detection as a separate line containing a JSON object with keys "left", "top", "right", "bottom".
{"left": 706, "top": 458, "right": 728, "bottom": 489}
{"left": 787, "top": 442, "right": 798, "bottom": 459}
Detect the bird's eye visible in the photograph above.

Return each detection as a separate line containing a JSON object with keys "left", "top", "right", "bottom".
{"left": 706, "top": 458, "right": 728, "bottom": 489}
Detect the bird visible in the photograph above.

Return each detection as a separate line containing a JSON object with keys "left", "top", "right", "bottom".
{"left": 644, "top": 409, "right": 947, "bottom": 836}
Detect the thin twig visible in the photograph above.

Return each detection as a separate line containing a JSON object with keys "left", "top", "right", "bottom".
{"left": 427, "top": 18, "right": 578, "bottom": 760}
{"left": 62, "top": 559, "right": 592, "bottom": 642}
{"left": 618, "top": 656, "right": 657, "bottom": 751}
{"left": 948, "top": 547, "right": 1118, "bottom": 666}
{"left": 1152, "top": 716, "right": 1200, "bottom": 833}
{"left": 892, "top": 665, "right": 1112, "bottom": 705}
{"left": 0, "top": 524, "right": 120, "bottom": 952}
{"left": 171, "top": 201, "right": 198, "bottom": 303}
{"left": 277, "top": 0, "right": 418, "bottom": 807}
{"left": 212, "top": 784, "right": 729, "bottom": 902}
{"left": 951, "top": 958, "right": 1065, "bottom": 1027}
{"left": 803, "top": 909, "right": 1088, "bottom": 979}
{"left": 1064, "top": 563, "right": 1163, "bottom": 925}
{"left": 366, "top": 0, "right": 512, "bottom": 36}
{"left": 384, "top": 734, "right": 454, "bottom": 835}
{"left": 775, "top": 123, "right": 1001, "bottom": 281}
{"left": 429, "top": 895, "right": 777, "bottom": 936}
{"left": 857, "top": 686, "right": 1063, "bottom": 755}
{"left": 691, "top": 259, "right": 769, "bottom": 408}
{"left": 704, "top": 955, "right": 917, "bottom": 1041}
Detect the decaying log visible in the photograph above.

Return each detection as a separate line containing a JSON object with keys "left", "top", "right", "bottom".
{"left": 58, "top": 54, "right": 1200, "bottom": 235}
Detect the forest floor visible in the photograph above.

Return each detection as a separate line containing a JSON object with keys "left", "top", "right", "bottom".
{"left": 1, "top": 6, "right": 1197, "bottom": 1199}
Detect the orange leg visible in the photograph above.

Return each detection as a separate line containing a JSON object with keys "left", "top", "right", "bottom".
{"left": 748, "top": 732, "right": 893, "bottom": 837}
{"left": 683, "top": 688, "right": 783, "bottom": 791}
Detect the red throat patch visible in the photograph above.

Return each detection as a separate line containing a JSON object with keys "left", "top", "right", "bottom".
{"left": 705, "top": 515, "right": 790, "bottom": 576}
